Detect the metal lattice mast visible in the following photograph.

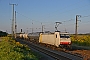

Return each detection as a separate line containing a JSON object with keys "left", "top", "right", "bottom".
{"left": 75, "top": 15, "right": 81, "bottom": 40}
{"left": 9, "top": 4, "right": 17, "bottom": 38}
{"left": 15, "top": 11, "right": 17, "bottom": 38}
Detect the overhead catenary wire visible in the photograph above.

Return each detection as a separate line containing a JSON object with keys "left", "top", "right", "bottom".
{"left": 16, "top": 11, "right": 90, "bottom": 24}
{"left": 16, "top": 12, "right": 89, "bottom": 29}
{"left": 16, "top": 11, "right": 90, "bottom": 29}
{"left": 16, "top": 12, "right": 41, "bottom": 23}
{"left": 16, "top": 3, "right": 90, "bottom": 24}
{"left": 16, "top": 3, "right": 90, "bottom": 33}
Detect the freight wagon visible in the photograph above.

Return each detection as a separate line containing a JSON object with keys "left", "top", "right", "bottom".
{"left": 27, "top": 32, "right": 40, "bottom": 42}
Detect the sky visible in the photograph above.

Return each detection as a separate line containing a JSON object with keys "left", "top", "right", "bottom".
{"left": 0, "top": 0, "right": 90, "bottom": 34}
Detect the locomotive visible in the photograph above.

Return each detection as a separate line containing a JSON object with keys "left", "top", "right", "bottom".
{"left": 16, "top": 31, "right": 71, "bottom": 48}
{"left": 39, "top": 31, "right": 71, "bottom": 48}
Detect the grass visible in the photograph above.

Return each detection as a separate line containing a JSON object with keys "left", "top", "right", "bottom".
{"left": 0, "top": 37, "right": 41, "bottom": 60}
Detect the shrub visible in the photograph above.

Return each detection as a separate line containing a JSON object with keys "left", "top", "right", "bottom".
{"left": 71, "top": 35, "right": 90, "bottom": 46}
{"left": 0, "top": 37, "right": 41, "bottom": 60}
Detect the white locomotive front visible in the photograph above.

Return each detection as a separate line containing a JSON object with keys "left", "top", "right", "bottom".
{"left": 60, "top": 32, "right": 71, "bottom": 48}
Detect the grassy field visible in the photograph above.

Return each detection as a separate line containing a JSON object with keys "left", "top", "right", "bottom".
{"left": 71, "top": 34, "right": 90, "bottom": 46}
{"left": 0, "top": 37, "right": 41, "bottom": 60}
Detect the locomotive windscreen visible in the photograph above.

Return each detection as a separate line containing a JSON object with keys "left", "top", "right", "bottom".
{"left": 60, "top": 34, "right": 70, "bottom": 38}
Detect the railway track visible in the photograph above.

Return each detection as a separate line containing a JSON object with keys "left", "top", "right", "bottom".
{"left": 16, "top": 38, "right": 83, "bottom": 60}
{"left": 29, "top": 42, "right": 71, "bottom": 60}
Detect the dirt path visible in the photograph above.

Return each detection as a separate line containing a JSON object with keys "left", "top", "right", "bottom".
{"left": 69, "top": 50, "right": 90, "bottom": 60}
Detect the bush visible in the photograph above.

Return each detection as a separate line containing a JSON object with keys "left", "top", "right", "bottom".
{"left": 71, "top": 35, "right": 90, "bottom": 46}
{"left": 0, "top": 37, "right": 41, "bottom": 60}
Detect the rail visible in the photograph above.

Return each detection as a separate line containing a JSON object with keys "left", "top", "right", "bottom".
{"left": 16, "top": 38, "right": 83, "bottom": 60}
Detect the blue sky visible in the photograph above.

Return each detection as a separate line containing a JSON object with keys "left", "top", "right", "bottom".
{"left": 0, "top": 0, "right": 90, "bottom": 34}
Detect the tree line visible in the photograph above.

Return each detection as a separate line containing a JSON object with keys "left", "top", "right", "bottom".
{"left": 0, "top": 31, "right": 8, "bottom": 37}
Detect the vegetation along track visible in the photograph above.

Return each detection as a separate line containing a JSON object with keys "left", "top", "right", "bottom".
{"left": 16, "top": 38, "right": 83, "bottom": 60}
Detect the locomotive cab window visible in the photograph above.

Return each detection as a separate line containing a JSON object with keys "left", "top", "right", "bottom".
{"left": 56, "top": 34, "right": 57, "bottom": 38}
{"left": 60, "top": 34, "right": 70, "bottom": 38}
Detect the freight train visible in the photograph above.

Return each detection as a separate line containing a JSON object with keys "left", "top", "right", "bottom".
{"left": 16, "top": 31, "right": 71, "bottom": 48}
